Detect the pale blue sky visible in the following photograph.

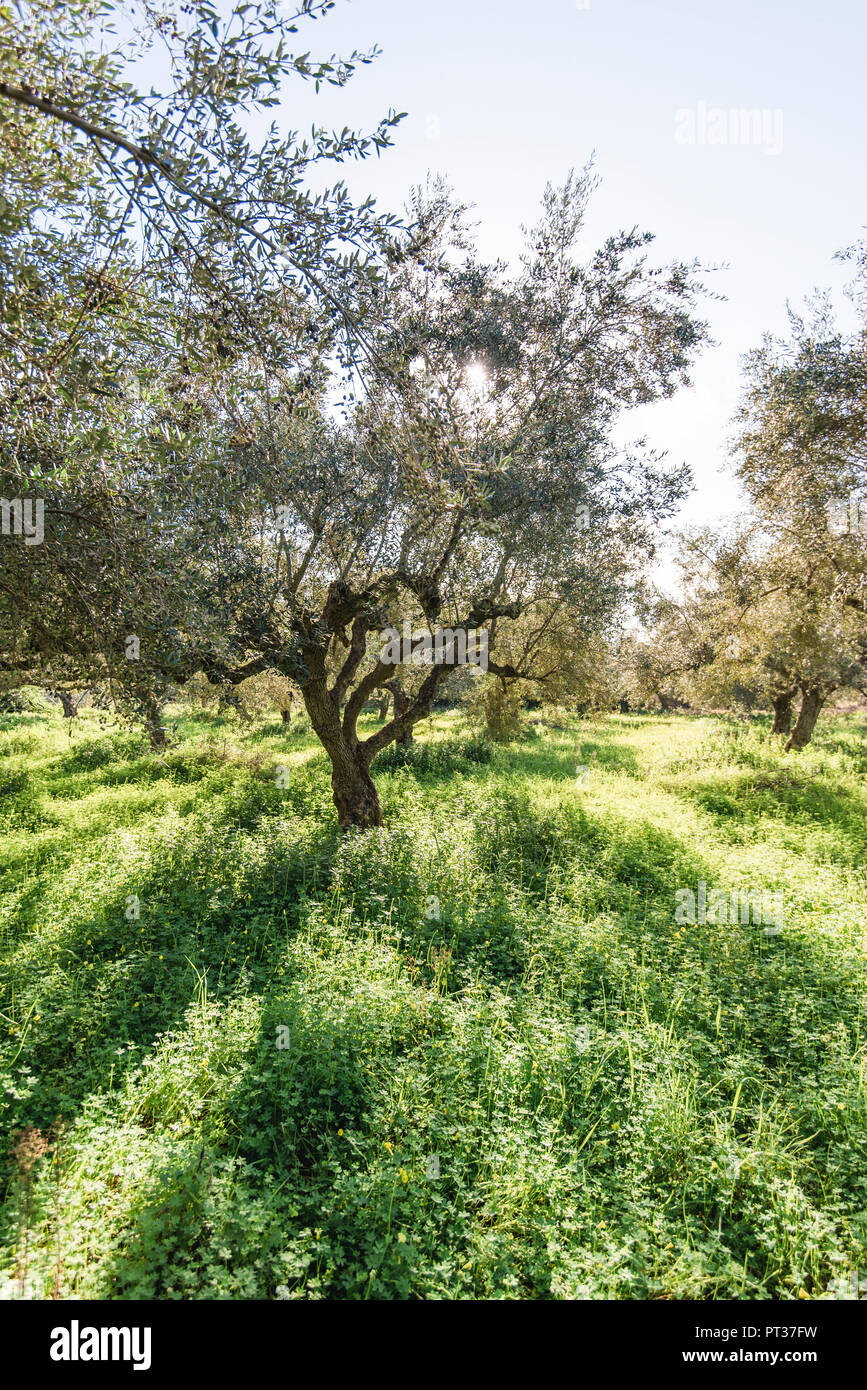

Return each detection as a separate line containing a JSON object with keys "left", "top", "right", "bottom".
{"left": 282, "top": 0, "right": 866, "bottom": 555}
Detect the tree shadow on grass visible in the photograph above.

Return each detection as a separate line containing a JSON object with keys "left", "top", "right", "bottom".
{"left": 370, "top": 733, "right": 641, "bottom": 791}
{"left": 672, "top": 771, "right": 867, "bottom": 864}
{"left": 367, "top": 787, "right": 718, "bottom": 991}
{"left": 12, "top": 770, "right": 867, "bottom": 1298}
{"left": 92, "top": 989, "right": 386, "bottom": 1298}
{"left": 86, "top": 794, "right": 867, "bottom": 1298}
{"left": 0, "top": 792, "right": 341, "bottom": 1143}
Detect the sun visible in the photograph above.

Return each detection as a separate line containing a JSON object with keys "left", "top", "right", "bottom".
{"left": 464, "top": 358, "right": 489, "bottom": 392}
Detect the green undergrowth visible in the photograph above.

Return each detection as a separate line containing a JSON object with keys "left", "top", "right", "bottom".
{"left": 1, "top": 708, "right": 865, "bottom": 1299}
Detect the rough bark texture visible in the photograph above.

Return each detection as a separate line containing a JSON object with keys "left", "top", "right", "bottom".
{"left": 785, "top": 686, "right": 824, "bottom": 751}
{"left": 144, "top": 699, "right": 167, "bottom": 749}
{"left": 330, "top": 748, "right": 383, "bottom": 829}
{"left": 186, "top": 574, "right": 524, "bottom": 826}
{"left": 301, "top": 667, "right": 385, "bottom": 828}
{"left": 770, "top": 689, "right": 795, "bottom": 736}
{"left": 384, "top": 680, "right": 412, "bottom": 744}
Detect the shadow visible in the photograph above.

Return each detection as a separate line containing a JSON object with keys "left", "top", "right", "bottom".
{"left": 6, "top": 711, "right": 867, "bottom": 1297}
{"left": 98, "top": 994, "right": 382, "bottom": 1298}
{"left": 84, "top": 780, "right": 867, "bottom": 1297}
{"left": 673, "top": 770, "right": 867, "bottom": 866}
{"left": 1, "top": 742, "right": 342, "bottom": 1141}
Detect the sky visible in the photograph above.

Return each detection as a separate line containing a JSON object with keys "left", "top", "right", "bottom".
{"left": 272, "top": 0, "right": 866, "bottom": 577}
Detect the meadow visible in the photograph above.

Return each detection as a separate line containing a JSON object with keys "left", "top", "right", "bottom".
{"left": 1, "top": 704, "right": 865, "bottom": 1300}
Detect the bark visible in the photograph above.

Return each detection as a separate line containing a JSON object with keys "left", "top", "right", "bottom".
{"left": 384, "top": 680, "right": 412, "bottom": 744}
{"left": 296, "top": 584, "right": 457, "bottom": 825}
{"left": 302, "top": 672, "right": 384, "bottom": 828}
{"left": 770, "top": 688, "right": 795, "bottom": 737}
{"left": 329, "top": 745, "right": 383, "bottom": 829}
{"left": 144, "top": 698, "right": 167, "bottom": 749}
{"left": 219, "top": 689, "right": 243, "bottom": 716}
{"left": 784, "top": 686, "right": 824, "bottom": 751}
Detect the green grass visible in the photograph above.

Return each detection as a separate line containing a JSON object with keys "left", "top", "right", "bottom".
{"left": 1, "top": 706, "right": 866, "bottom": 1299}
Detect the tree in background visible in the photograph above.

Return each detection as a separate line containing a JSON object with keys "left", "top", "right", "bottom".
{"left": 730, "top": 267, "right": 867, "bottom": 747}
{"left": 631, "top": 246, "right": 867, "bottom": 748}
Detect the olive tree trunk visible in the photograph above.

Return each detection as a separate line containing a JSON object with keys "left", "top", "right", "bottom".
{"left": 784, "top": 686, "right": 824, "bottom": 751}
{"left": 329, "top": 743, "right": 383, "bottom": 828}
{"left": 384, "top": 680, "right": 412, "bottom": 744}
{"left": 302, "top": 675, "right": 383, "bottom": 828}
{"left": 770, "top": 688, "right": 796, "bottom": 737}
{"left": 144, "top": 698, "right": 168, "bottom": 749}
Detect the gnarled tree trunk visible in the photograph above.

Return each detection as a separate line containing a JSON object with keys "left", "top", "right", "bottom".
{"left": 785, "top": 686, "right": 824, "bottom": 751}
{"left": 770, "top": 688, "right": 796, "bottom": 737}
{"left": 302, "top": 670, "right": 384, "bottom": 828}
{"left": 293, "top": 583, "right": 464, "bottom": 826}
{"left": 329, "top": 743, "right": 383, "bottom": 828}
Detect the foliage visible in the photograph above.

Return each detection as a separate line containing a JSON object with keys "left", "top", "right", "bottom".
{"left": 0, "top": 0, "right": 401, "bottom": 735}
{"left": 469, "top": 676, "right": 526, "bottom": 741}
{"left": 631, "top": 259, "right": 867, "bottom": 744}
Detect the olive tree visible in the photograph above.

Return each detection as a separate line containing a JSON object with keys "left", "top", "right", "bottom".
{"left": 96, "top": 175, "right": 708, "bottom": 825}
{"left": 730, "top": 284, "right": 867, "bottom": 747}
{"left": 1, "top": 7, "right": 710, "bottom": 822}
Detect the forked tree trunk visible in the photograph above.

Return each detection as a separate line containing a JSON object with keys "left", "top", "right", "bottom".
{"left": 302, "top": 678, "right": 384, "bottom": 828}
{"left": 299, "top": 619, "right": 448, "bottom": 826}
{"left": 784, "top": 686, "right": 824, "bottom": 751}
{"left": 770, "top": 688, "right": 795, "bottom": 736}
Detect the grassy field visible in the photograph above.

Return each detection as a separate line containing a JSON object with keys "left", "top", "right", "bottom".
{"left": 1, "top": 705, "right": 866, "bottom": 1300}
